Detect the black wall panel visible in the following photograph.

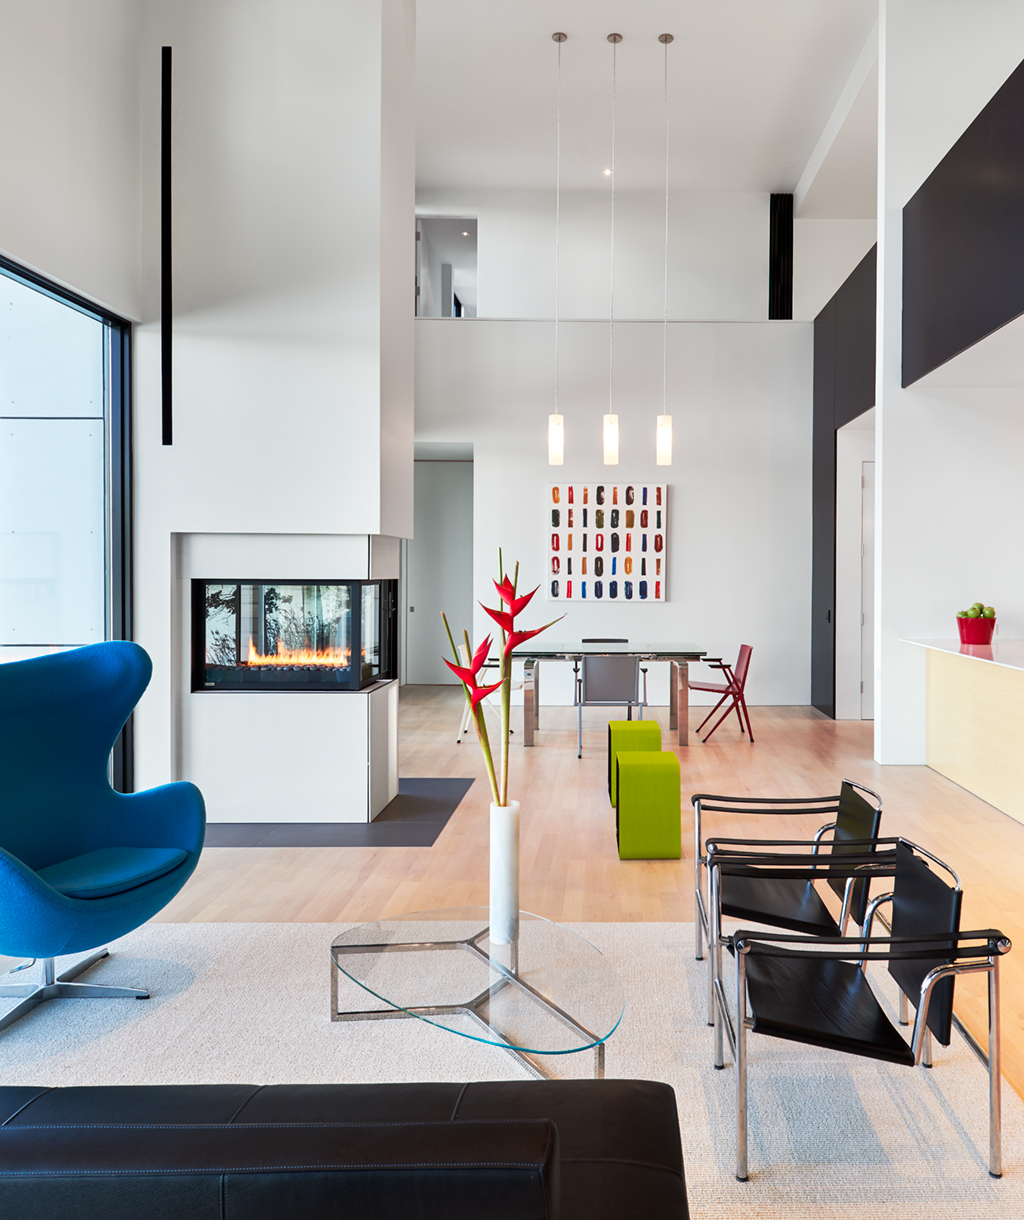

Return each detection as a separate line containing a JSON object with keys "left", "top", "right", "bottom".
{"left": 903, "top": 55, "right": 1024, "bottom": 386}
{"left": 769, "top": 193, "right": 794, "bottom": 320}
{"left": 811, "top": 246, "right": 876, "bottom": 717}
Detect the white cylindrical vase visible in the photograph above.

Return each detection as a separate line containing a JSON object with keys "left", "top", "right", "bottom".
{"left": 489, "top": 800, "right": 520, "bottom": 945}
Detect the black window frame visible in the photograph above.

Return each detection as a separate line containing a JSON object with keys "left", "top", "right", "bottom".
{"left": 0, "top": 253, "right": 134, "bottom": 790}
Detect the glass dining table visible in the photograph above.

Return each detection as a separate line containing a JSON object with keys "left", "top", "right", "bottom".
{"left": 511, "top": 641, "right": 706, "bottom": 747}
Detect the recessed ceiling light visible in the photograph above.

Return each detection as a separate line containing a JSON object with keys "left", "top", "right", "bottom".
{"left": 603, "top": 168, "right": 612, "bottom": 176}
{"left": 461, "top": 231, "right": 469, "bottom": 236}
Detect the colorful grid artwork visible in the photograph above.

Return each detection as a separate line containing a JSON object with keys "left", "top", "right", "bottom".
{"left": 547, "top": 484, "right": 666, "bottom": 602}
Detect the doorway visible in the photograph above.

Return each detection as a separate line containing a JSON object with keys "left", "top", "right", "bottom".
{"left": 416, "top": 219, "right": 477, "bottom": 318}
{"left": 860, "top": 460, "right": 875, "bottom": 719}
{"left": 835, "top": 409, "right": 874, "bottom": 719}
{"left": 403, "top": 444, "right": 473, "bottom": 684}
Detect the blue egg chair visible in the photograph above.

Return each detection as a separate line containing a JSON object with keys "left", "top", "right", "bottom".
{"left": 0, "top": 641, "right": 205, "bottom": 1033}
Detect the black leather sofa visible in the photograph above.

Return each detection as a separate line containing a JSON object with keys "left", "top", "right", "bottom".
{"left": 0, "top": 1078, "right": 688, "bottom": 1220}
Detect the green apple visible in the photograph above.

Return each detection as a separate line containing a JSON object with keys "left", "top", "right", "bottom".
{"left": 967, "top": 607, "right": 981, "bottom": 618}
{"left": 957, "top": 610, "right": 969, "bottom": 618}
{"left": 972, "top": 602, "right": 985, "bottom": 610}
{"left": 984, "top": 606, "right": 996, "bottom": 618}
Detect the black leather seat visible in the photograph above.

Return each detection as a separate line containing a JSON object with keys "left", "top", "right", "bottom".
{"left": 717, "top": 779, "right": 883, "bottom": 936}
{"left": 0, "top": 1079, "right": 688, "bottom": 1220}
{"left": 720, "top": 839, "right": 1009, "bottom": 1180}
{"left": 744, "top": 953, "right": 915, "bottom": 1065}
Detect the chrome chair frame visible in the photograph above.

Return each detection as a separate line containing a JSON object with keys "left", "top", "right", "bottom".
{"left": 708, "top": 836, "right": 897, "bottom": 1064}
{"left": 692, "top": 781, "right": 883, "bottom": 964}
{"left": 712, "top": 839, "right": 1008, "bottom": 1180}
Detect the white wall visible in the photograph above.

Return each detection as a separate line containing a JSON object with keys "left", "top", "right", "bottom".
{"left": 128, "top": 0, "right": 416, "bottom": 789}
{"left": 406, "top": 459, "right": 474, "bottom": 684}
{"left": 417, "top": 189, "right": 769, "bottom": 321}
{"left": 793, "top": 219, "right": 876, "bottom": 321}
{"left": 415, "top": 318, "right": 812, "bottom": 707}
{"left": 0, "top": 0, "right": 141, "bottom": 318}
{"left": 875, "top": 1, "right": 1024, "bottom": 763}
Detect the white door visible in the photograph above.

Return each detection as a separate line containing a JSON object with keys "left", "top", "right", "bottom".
{"left": 860, "top": 461, "right": 875, "bottom": 720}
{"left": 405, "top": 459, "right": 474, "bottom": 684}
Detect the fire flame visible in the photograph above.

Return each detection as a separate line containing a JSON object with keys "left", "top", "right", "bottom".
{"left": 246, "top": 636, "right": 350, "bottom": 668}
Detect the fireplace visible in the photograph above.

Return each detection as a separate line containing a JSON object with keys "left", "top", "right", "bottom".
{"left": 191, "top": 579, "right": 397, "bottom": 692}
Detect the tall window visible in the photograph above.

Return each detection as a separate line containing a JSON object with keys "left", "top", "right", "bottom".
{"left": 0, "top": 257, "right": 132, "bottom": 783}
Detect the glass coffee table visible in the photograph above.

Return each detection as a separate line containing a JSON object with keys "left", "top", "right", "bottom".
{"left": 331, "top": 908, "right": 623, "bottom": 1079}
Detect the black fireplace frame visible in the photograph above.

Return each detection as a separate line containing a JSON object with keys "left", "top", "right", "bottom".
{"left": 191, "top": 578, "right": 397, "bottom": 693}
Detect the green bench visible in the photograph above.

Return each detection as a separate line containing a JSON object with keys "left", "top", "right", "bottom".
{"left": 615, "top": 750, "right": 681, "bottom": 860}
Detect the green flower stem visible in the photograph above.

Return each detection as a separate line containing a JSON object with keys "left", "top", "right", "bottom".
{"left": 464, "top": 628, "right": 501, "bottom": 806}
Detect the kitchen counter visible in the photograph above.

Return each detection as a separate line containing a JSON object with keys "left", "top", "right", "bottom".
{"left": 904, "top": 637, "right": 1024, "bottom": 671}
{"left": 904, "top": 637, "right": 1024, "bottom": 825}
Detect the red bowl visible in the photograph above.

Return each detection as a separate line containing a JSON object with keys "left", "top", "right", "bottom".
{"left": 957, "top": 615, "right": 995, "bottom": 644}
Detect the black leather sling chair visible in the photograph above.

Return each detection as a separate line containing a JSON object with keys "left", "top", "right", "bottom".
{"left": 691, "top": 780, "right": 883, "bottom": 1024}
{"left": 706, "top": 837, "right": 1009, "bottom": 1181}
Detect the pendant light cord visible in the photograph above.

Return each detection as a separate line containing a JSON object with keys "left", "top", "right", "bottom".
{"left": 609, "top": 35, "right": 618, "bottom": 417}
{"left": 662, "top": 37, "right": 670, "bottom": 415}
{"left": 555, "top": 37, "right": 562, "bottom": 415}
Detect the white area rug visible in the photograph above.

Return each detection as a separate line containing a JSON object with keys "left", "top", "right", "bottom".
{"left": 1, "top": 922, "right": 1020, "bottom": 1219}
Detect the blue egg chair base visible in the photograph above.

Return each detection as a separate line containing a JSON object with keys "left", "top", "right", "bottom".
{"left": 0, "top": 641, "right": 206, "bottom": 1036}
{"left": 0, "top": 949, "right": 148, "bottom": 1033}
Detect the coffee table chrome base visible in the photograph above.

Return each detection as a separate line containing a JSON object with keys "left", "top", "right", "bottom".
{"left": 0, "top": 949, "right": 148, "bottom": 1034}
{"left": 331, "top": 924, "right": 608, "bottom": 1080}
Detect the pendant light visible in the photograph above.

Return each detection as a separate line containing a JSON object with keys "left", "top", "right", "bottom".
{"left": 604, "top": 33, "right": 621, "bottom": 466}
{"left": 657, "top": 33, "right": 674, "bottom": 466}
{"left": 548, "top": 32, "right": 567, "bottom": 465}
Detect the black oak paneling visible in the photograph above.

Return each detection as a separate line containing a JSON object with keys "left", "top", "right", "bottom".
{"left": 903, "top": 56, "right": 1024, "bottom": 386}
{"left": 811, "top": 245, "right": 876, "bottom": 717}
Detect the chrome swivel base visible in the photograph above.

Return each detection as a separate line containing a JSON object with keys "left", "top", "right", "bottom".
{"left": 0, "top": 949, "right": 148, "bottom": 1033}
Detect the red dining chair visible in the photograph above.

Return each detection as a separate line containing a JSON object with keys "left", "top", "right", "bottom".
{"left": 689, "top": 645, "right": 753, "bottom": 743}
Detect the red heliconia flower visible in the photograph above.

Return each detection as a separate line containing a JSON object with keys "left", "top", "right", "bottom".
{"left": 470, "top": 678, "right": 505, "bottom": 710}
{"left": 494, "top": 575, "right": 516, "bottom": 605}
{"left": 493, "top": 579, "right": 539, "bottom": 619}
{"left": 470, "top": 635, "right": 492, "bottom": 675}
{"left": 481, "top": 603, "right": 514, "bottom": 635}
{"left": 504, "top": 620, "right": 561, "bottom": 658}
{"left": 443, "top": 657, "right": 475, "bottom": 685}
{"left": 443, "top": 635, "right": 494, "bottom": 687}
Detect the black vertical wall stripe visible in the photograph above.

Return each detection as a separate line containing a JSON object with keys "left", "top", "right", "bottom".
{"left": 161, "top": 46, "right": 172, "bottom": 445}
{"left": 768, "top": 193, "right": 794, "bottom": 320}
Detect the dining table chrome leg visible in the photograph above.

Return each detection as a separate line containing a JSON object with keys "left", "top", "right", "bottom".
{"left": 523, "top": 659, "right": 536, "bottom": 746}
{"left": 676, "top": 661, "right": 689, "bottom": 747}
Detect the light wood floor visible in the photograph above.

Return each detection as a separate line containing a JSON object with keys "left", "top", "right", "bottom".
{"left": 158, "top": 686, "right": 1024, "bottom": 1099}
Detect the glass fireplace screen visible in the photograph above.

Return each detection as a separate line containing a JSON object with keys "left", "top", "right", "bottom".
{"left": 191, "top": 580, "right": 396, "bottom": 692}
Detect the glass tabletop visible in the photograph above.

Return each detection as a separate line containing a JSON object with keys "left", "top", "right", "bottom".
{"left": 512, "top": 641, "right": 705, "bottom": 658}
{"left": 331, "top": 908, "right": 624, "bottom": 1056}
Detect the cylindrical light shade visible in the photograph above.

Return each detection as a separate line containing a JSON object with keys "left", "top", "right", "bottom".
{"left": 548, "top": 413, "right": 564, "bottom": 465}
{"left": 656, "top": 414, "right": 673, "bottom": 466}
{"left": 603, "top": 413, "right": 619, "bottom": 465}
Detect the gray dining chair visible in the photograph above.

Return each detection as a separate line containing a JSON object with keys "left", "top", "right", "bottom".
{"left": 575, "top": 642, "right": 648, "bottom": 759}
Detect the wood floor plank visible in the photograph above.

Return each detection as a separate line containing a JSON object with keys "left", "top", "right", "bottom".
{"left": 156, "top": 687, "right": 1024, "bottom": 1100}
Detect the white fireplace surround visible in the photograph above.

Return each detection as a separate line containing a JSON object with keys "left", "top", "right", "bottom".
{"left": 173, "top": 533, "right": 400, "bottom": 823}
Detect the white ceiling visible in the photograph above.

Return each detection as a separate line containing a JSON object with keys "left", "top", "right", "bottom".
{"left": 415, "top": 0, "right": 879, "bottom": 195}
